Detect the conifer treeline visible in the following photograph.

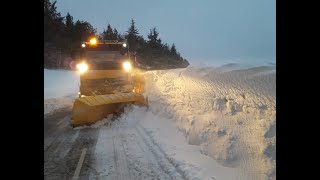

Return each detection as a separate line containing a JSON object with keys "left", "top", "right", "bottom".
{"left": 44, "top": 0, "right": 189, "bottom": 69}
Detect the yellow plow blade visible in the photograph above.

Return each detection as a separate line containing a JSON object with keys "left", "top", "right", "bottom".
{"left": 72, "top": 93, "right": 148, "bottom": 127}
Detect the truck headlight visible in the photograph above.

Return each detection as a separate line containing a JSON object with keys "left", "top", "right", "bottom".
{"left": 123, "top": 61, "right": 132, "bottom": 72}
{"left": 76, "top": 62, "right": 88, "bottom": 74}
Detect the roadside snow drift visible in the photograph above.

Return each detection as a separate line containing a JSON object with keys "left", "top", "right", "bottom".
{"left": 144, "top": 63, "right": 276, "bottom": 180}
{"left": 44, "top": 69, "right": 79, "bottom": 114}
{"left": 44, "top": 69, "right": 79, "bottom": 99}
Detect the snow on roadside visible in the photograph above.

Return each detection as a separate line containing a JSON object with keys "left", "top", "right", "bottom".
{"left": 44, "top": 69, "right": 79, "bottom": 115}
{"left": 44, "top": 95, "right": 76, "bottom": 115}
{"left": 144, "top": 63, "right": 276, "bottom": 180}
{"left": 44, "top": 69, "right": 80, "bottom": 99}
{"left": 112, "top": 106, "right": 248, "bottom": 180}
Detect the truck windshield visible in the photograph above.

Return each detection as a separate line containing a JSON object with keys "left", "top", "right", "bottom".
{"left": 86, "top": 60, "right": 123, "bottom": 70}
{"left": 81, "top": 44, "right": 128, "bottom": 70}
{"left": 86, "top": 51, "right": 125, "bottom": 62}
{"left": 85, "top": 51, "right": 127, "bottom": 70}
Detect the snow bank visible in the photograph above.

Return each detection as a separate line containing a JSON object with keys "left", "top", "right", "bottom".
{"left": 44, "top": 69, "right": 79, "bottom": 115}
{"left": 144, "top": 63, "right": 276, "bottom": 180}
{"left": 44, "top": 69, "right": 80, "bottom": 99}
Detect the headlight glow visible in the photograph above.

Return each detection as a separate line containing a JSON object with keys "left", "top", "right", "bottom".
{"left": 76, "top": 62, "right": 88, "bottom": 74}
{"left": 89, "top": 38, "right": 97, "bottom": 45}
{"left": 122, "top": 43, "right": 127, "bottom": 47}
{"left": 123, "top": 61, "right": 132, "bottom": 72}
{"left": 81, "top": 43, "right": 86, "bottom": 48}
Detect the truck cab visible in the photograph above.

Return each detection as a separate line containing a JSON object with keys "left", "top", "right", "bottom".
{"left": 76, "top": 38, "right": 135, "bottom": 96}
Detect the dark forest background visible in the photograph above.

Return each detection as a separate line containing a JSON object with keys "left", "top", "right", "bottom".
{"left": 44, "top": 0, "right": 189, "bottom": 70}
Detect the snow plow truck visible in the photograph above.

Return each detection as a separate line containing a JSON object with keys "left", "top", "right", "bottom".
{"left": 72, "top": 37, "right": 148, "bottom": 127}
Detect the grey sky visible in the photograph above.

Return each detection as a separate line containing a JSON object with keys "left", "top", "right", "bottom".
{"left": 56, "top": 0, "right": 276, "bottom": 65}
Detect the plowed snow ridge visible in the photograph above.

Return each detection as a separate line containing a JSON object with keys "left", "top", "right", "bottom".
{"left": 144, "top": 64, "right": 276, "bottom": 180}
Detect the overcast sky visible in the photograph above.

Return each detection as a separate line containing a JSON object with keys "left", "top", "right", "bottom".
{"left": 56, "top": 0, "right": 276, "bottom": 65}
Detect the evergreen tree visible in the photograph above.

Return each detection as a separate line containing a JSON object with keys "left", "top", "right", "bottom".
{"left": 106, "top": 24, "right": 114, "bottom": 39}
{"left": 127, "top": 19, "right": 139, "bottom": 35}
{"left": 99, "top": 29, "right": 107, "bottom": 40}
{"left": 100, "top": 24, "right": 118, "bottom": 40}
{"left": 126, "top": 19, "right": 140, "bottom": 51}
{"left": 113, "top": 28, "right": 119, "bottom": 40}
{"left": 44, "top": 0, "right": 68, "bottom": 68}
{"left": 170, "top": 43, "right": 177, "bottom": 56}
{"left": 62, "top": 13, "right": 74, "bottom": 53}
{"left": 44, "top": 0, "right": 65, "bottom": 43}
{"left": 65, "top": 13, "right": 73, "bottom": 31}
{"left": 163, "top": 43, "right": 170, "bottom": 55}
{"left": 147, "top": 27, "right": 162, "bottom": 48}
{"left": 74, "top": 20, "right": 96, "bottom": 42}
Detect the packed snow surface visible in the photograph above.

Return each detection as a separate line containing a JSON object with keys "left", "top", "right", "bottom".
{"left": 44, "top": 63, "right": 276, "bottom": 179}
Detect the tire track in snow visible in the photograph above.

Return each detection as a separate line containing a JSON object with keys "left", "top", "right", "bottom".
{"left": 124, "top": 131, "right": 172, "bottom": 180}
{"left": 135, "top": 124, "right": 188, "bottom": 180}
{"left": 44, "top": 113, "right": 71, "bottom": 152}
{"left": 87, "top": 122, "right": 179, "bottom": 180}
{"left": 112, "top": 134, "right": 131, "bottom": 180}
{"left": 87, "top": 128, "right": 114, "bottom": 179}
{"left": 44, "top": 126, "right": 79, "bottom": 178}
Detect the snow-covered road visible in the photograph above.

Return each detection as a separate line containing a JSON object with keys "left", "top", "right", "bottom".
{"left": 44, "top": 106, "right": 243, "bottom": 180}
{"left": 44, "top": 63, "right": 275, "bottom": 180}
